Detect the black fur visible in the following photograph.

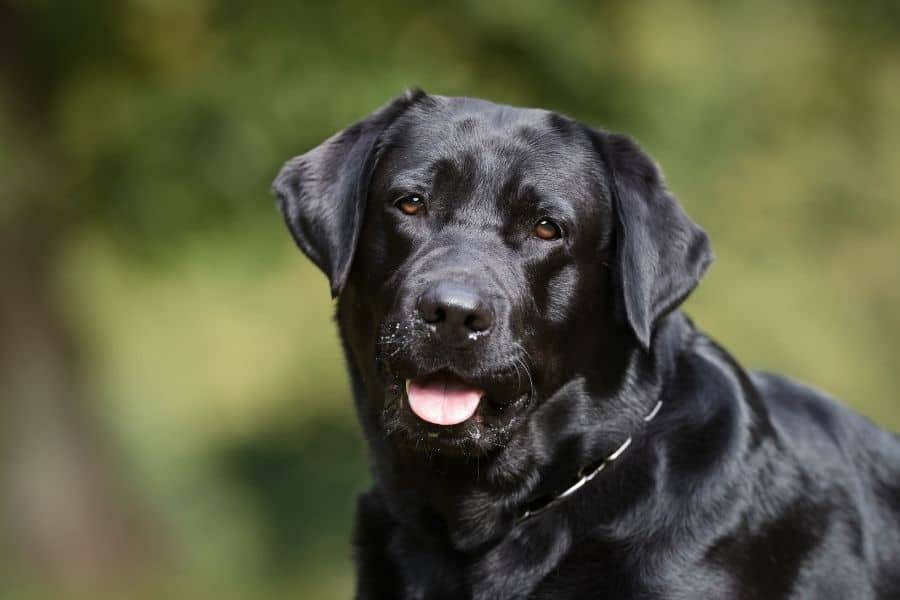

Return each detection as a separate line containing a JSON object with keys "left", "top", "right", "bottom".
{"left": 273, "top": 92, "right": 900, "bottom": 599}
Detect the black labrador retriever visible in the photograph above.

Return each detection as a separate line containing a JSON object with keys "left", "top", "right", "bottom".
{"left": 273, "top": 90, "right": 900, "bottom": 599}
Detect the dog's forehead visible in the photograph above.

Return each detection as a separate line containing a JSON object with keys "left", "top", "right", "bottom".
{"left": 379, "top": 96, "right": 601, "bottom": 204}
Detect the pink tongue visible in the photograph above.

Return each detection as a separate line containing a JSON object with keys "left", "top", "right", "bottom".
{"left": 406, "top": 377, "right": 483, "bottom": 426}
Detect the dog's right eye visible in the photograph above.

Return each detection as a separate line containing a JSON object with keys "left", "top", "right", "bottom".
{"left": 533, "top": 218, "right": 562, "bottom": 241}
{"left": 395, "top": 195, "right": 426, "bottom": 216}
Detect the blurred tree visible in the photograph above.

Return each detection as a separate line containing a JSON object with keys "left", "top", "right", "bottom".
{"left": 0, "top": 0, "right": 151, "bottom": 582}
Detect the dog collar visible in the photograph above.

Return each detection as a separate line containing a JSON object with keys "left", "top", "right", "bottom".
{"left": 517, "top": 400, "right": 663, "bottom": 523}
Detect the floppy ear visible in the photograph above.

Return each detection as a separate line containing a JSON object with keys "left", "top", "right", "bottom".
{"left": 272, "top": 89, "right": 426, "bottom": 297}
{"left": 593, "top": 131, "right": 714, "bottom": 350}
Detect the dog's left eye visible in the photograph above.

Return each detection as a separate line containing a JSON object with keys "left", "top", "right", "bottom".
{"left": 395, "top": 195, "right": 426, "bottom": 216}
{"left": 533, "top": 218, "right": 562, "bottom": 240}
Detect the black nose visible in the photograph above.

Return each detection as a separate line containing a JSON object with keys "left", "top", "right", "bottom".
{"left": 418, "top": 282, "right": 494, "bottom": 339}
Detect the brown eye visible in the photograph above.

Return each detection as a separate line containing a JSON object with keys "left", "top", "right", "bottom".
{"left": 395, "top": 195, "right": 425, "bottom": 215}
{"left": 533, "top": 218, "right": 562, "bottom": 240}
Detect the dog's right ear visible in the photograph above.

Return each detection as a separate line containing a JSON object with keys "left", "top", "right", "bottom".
{"left": 272, "top": 90, "right": 427, "bottom": 297}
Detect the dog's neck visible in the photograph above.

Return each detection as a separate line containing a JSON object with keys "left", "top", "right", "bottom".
{"left": 516, "top": 396, "right": 664, "bottom": 523}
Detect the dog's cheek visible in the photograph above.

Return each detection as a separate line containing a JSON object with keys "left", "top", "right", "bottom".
{"left": 542, "top": 264, "right": 580, "bottom": 326}
{"left": 339, "top": 230, "right": 396, "bottom": 372}
{"left": 354, "top": 213, "right": 393, "bottom": 291}
{"left": 338, "top": 284, "right": 377, "bottom": 361}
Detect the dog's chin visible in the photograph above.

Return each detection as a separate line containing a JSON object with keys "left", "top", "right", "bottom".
{"left": 379, "top": 365, "right": 533, "bottom": 456}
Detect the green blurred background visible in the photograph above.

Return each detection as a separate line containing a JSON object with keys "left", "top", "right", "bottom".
{"left": 1, "top": 0, "right": 898, "bottom": 597}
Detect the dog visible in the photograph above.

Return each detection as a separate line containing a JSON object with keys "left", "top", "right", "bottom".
{"left": 273, "top": 90, "right": 900, "bottom": 599}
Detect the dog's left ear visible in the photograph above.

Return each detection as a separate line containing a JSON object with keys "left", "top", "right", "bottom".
{"left": 272, "top": 90, "right": 427, "bottom": 297}
{"left": 591, "top": 130, "right": 714, "bottom": 350}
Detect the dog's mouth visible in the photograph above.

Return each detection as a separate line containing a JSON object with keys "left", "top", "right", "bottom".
{"left": 380, "top": 361, "right": 533, "bottom": 453}
{"left": 405, "top": 373, "right": 485, "bottom": 426}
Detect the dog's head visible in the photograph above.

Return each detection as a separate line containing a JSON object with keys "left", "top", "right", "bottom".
{"left": 274, "top": 91, "right": 712, "bottom": 455}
